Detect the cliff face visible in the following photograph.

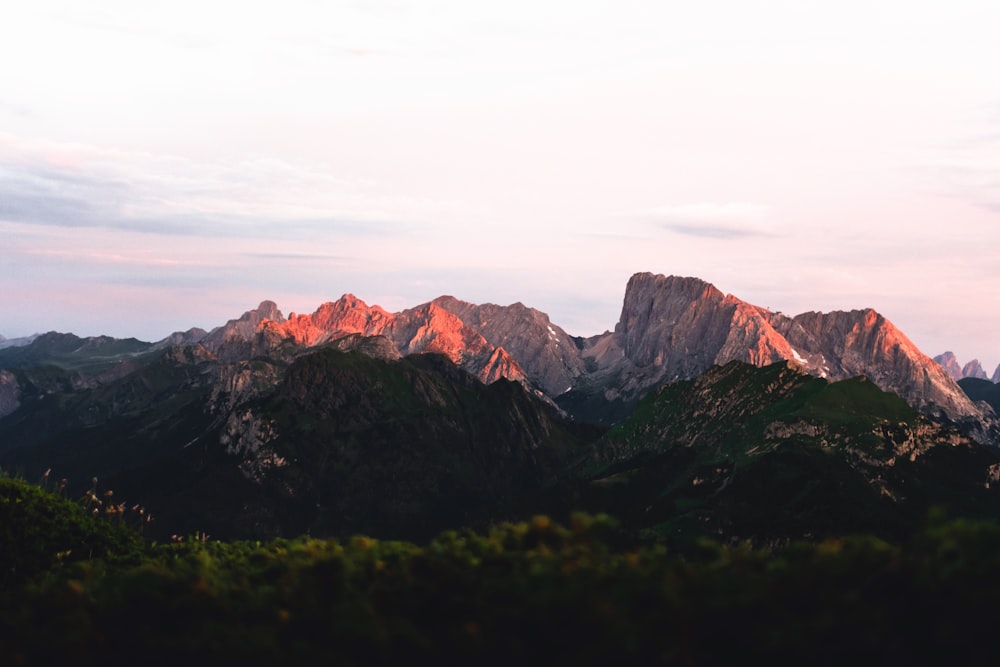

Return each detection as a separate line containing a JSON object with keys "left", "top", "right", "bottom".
{"left": 607, "top": 273, "right": 793, "bottom": 381}
{"left": 201, "top": 301, "right": 287, "bottom": 361}
{"left": 241, "top": 296, "right": 531, "bottom": 388}
{"left": 553, "top": 273, "right": 981, "bottom": 429}
{"left": 771, "top": 309, "right": 980, "bottom": 422}
{"left": 430, "top": 296, "right": 587, "bottom": 396}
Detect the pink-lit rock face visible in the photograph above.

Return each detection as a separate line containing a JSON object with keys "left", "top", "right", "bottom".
{"left": 571, "top": 273, "right": 980, "bottom": 424}
{"left": 197, "top": 271, "right": 985, "bottom": 426}
{"left": 228, "top": 295, "right": 531, "bottom": 389}
{"left": 266, "top": 295, "right": 392, "bottom": 347}
{"left": 773, "top": 308, "right": 979, "bottom": 421}
{"left": 430, "top": 296, "right": 587, "bottom": 396}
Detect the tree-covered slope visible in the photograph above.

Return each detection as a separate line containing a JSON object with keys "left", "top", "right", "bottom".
{"left": 1, "top": 343, "right": 601, "bottom": 542}
{"left": 525, "top": 361, "right": 1000, "bottom": 546}
{"left": 194, "top": 348, "right": 600, "bottom": 541}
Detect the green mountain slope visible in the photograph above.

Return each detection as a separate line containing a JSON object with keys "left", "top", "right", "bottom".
{"left": 521, "top": 361, "right": 1000, "bottom": 546}
{"left": 0, "top": 344, "right": 601, "bottom": 542}
{"left": 959, "top": 376, "right": 1000, "bottom": 415}
{"left": 199, "top": 348, "right": 600, "bottom": 540}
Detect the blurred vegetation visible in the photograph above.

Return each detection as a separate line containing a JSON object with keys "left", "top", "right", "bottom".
{"left": 0, "top": 473, "right": 143, "bottom": 587}
{"left": 3, "top": 472, "right": 1000, "bottom": 665}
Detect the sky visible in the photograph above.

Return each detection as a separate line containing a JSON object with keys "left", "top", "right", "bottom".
{"left": 1, "top": 1, "right": 999, "bottom": 370}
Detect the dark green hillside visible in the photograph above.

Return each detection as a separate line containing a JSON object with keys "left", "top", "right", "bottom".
{"left": 0, "top": 331, "right": 155, "bottom": 373}
{"left": 4, "top": 482, "right": 1000, "bottom": 666}
{"left": 0, "top": 347, "right": 221, "bottom": 481}
{"left": 959, "top": 376, "right": 1000, "bottom": 415}
{"left": 1, "top": 343, "right": 601, "bottom": 543}
{"left": 521, "top": 361, "right": 1000, "bottom": 546}
{"left": 0, "top": 474, "right": 142, "bottom": 586}
{"left": 207, "top": 348, "right": 601, "bottom": 541}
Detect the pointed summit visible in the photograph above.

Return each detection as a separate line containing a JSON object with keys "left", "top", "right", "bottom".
{"left": 201, "top": 300, "right": 286, "bottom": 355}
{"left": 551, "top": 272, "right": 982, "bottom": 426}
{"left": 962, "top": 359, "right": 988, "bottom": 380}
{"left": 933, "top": 352, "right": 963, "bottom": 380}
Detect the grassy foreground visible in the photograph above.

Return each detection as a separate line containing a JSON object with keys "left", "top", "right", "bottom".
{"left": 3, "top": 474, "right": 1000, "bottom": 666}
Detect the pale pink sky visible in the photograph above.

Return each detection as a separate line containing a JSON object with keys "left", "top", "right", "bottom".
{"left": 1, "top": 1, "right": 999, "bottom": 369}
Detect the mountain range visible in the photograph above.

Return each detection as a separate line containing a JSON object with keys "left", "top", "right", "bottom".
{"left": 934, "top": 351, "right": 1000, "bottom": 383}
{"left": 1, "top": 271, "right": 998, "bottom": 542}
{"left": 2, "top": 273, "right": 990, "bottom": 425}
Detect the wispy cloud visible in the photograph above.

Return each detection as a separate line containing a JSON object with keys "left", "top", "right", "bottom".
{"left": 633, "top": 202, "right": 775, "bottom": 239}
{"left": 244, "top": 252, "right": 354, "bottom": 263}
{"left": 0, "top": 135, "right": 420, "bottom": 239}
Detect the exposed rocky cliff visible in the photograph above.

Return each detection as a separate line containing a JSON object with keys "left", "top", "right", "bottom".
{"left": 201, "top": 300, "right": 287, "bottom": 360}
{"left": 771, "top": 309, "right": 980, "bottom": 423}
{"left": 429, "top": 296, "right": 587, "bottom": 396}
{"left": 234, "top": 295, "right": 532, "bottom": 387}
{"left": 548, "top": 273, "right": 982, "bottom": 431}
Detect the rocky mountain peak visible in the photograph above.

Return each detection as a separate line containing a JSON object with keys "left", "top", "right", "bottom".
{"left": 933, "top": 351, "right": 963, "bottom": 380}
{"left": 774, "top": 309, "right": 980, "bottom": 423}
{"left": 963, "top": 359, "right": 988, "bottom": 380}
{"left": 254, "top": 300, "right": 284, "bottom": 322}
{"left": 560, "top": 273, "right": 983, "bottom": 429}
{"left": 933, "top": 352, "right": 996, "bottom": 383}
{"left": 247, "top": 294, "right": 531, "bottom": 389}
{"left": 274, "top": 295, "right": 392, "bottom": 347}
{"left": 430, "top": 295, "right": 585, "bottom": 396}
{"left": 615, "top": 273, "right": 724, "bottom": 360}
{"left": 202, "top": 300, "right": 286, "bottom": 351}
{"left": 604, "top": 273, "right": 792, "bottom": 389}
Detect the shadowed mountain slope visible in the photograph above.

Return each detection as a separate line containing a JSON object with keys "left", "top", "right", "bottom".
{"left": 511, "top": 361, "right": 1000, "bottom": 546}
{"left": 0, "top": 343, "right": 600, "bottom": 542}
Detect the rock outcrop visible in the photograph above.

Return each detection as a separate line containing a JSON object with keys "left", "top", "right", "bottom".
{"left": 201, "top": 300, "right": 287, "bottom": 359}
{"left": 0, "top": 370, "right": 19, "bottom": 419}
